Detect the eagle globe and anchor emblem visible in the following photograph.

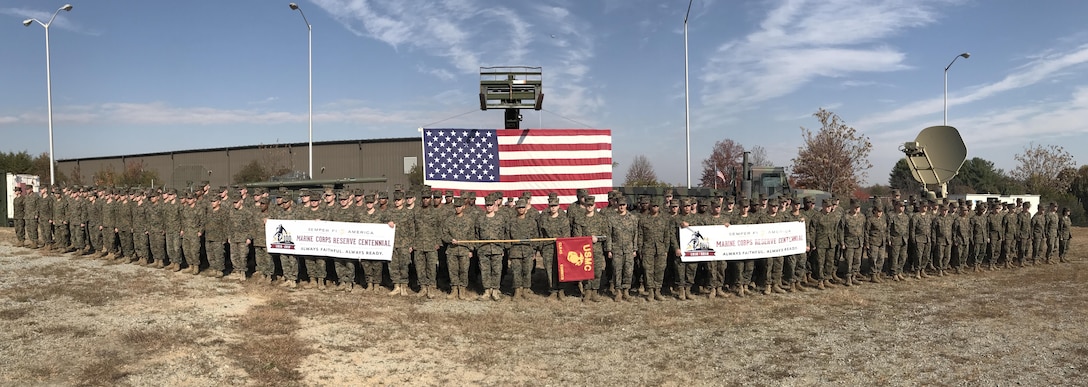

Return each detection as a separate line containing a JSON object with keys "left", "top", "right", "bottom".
{"left": 271, "top": 224, "right": 295, "bottom": 250}
{"left": 684, "top": 229, "right": 716, "bottom": 257}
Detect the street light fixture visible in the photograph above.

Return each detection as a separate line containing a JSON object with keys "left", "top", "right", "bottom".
{"left": 23, "top": 3, "right": 73, "bottom": 186}
{"left": 683, "top": 0, "right": 693, "bottom": 189}
{"left": 944, "top": 52, "right": 970, "bottom": 125}
{"left": 289, "top": 2, "right": 313, "bottom": 180}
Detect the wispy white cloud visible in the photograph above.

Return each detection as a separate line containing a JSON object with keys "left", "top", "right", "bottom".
{"left": 857, "top": 43, "right": 1088, "bottom": 127}
{"left": 309, "top": 1, "right": 603, "bottom": 124}
{"left": 696, "top": 0, "right": 946, "bottom": 124}
{"left": 310, "top": 0, "right": 533, "bottom": 74}
{"left": 3, "top": 101, "right": 446, "bottom": 128}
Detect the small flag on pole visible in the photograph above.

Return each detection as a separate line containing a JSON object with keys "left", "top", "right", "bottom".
{"left": 555, "top": 236, "right": 595, "bottom": 282}
{"left": 716, "top": 169, "right": 726, "bottom": 182}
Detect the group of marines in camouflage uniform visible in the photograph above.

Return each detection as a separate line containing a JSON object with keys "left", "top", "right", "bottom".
{"left": 8, "top": 184, "right": 1075, "bottom": 302}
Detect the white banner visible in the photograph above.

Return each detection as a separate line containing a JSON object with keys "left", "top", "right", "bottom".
{"left": 678, "top": 222, "right": 807, "bottom": 262}
{"left": 266, "top": 219, "right": 395, "bottom": 261}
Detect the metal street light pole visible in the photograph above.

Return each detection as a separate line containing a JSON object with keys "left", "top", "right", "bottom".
{"left": 944, "top": 52, "right": 970, "bottom": 125}
{"left": 23, "top": 4, "right": 73, "bottom": 186}
{"left": 684, "top": 0, "right": 693, "bottom": 189}
{"left": 289, "top": 3, "right": 313, "bottom": 179}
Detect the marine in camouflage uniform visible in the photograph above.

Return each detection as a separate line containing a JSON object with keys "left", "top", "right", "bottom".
{"left": 180, "top": 193, "right": 205, "bottom": 273}
{"left": 969, "top": 204, "right": 989, "bottom": 271}
{"left": 12, "top": 187, "right": 26, "bottom": 246}
{"left": 26, "top": 187, "right": 43, "bottom": 248}
{"left": 761, "top": 198, "right": 789, "bottom": 293}
{"left": 1058, "top": 208, "right": 1072, "bottom": 263}
{"left": 475, "top": 198, "right": 508, "bottom": 301}
{"left": 52, "top": 189, "right": 70, "bottom": 252}
{"left": 932, "top": 204, "right": 954, "bottom": 276}
{"left": 381, "top": 191, "right": 416, "bottom": 296}
{"left": 147, "top": 193, "right": 168, "bottom": 267}
{"left": 162, "top": 190, "right": 183, "bottom": 270}
{"left": 507, "top": 199, "right": 539, "bottom": 300}
{"left": 251, "top": 197, "right": 275, "bottom": 283}
{"left": 84, "top": 191, "right": 101, "bottom": 256}
{"left": 1016, "top": 202, "right": 1032, "bottom": 266}
{"left": 731, "top": 199, "right": 762, "bottom": 294}
{"left": 203, "top": 195, "right": 229, "bottom": 278}
{"left": 115, "top": 193, "right": 137, "bottom": 261}
{"left": 839, "top": 199, "right": 866, "bottom": 287}
{"left": 37, "top": 187, "right": 53, "bottom": 249}
{"left": 1031, "top": 204, "right": 1046, "bottom": 265}
{"left": 864, "top": 204, "right": 888, "bottom": 283}
{"left": 132, "top": 194, "right": 152, "bottom": 264}
{"left": 301, "top": 196, "right": 329, "bottom": 289}
{"left": 275, "top": 194, "right": 302, "bottom": 287}
{"left": 442, "top": 197, "right": 477, "bottom": 300}
{"left": 703, "top": 200, "right": 732, "bottom": 297}
{"left": 99, "top": 190, "right": 117, "bottom": 256}
{"left": 1000, "top": 204, "right": 1020, "bottom": 268}
{"left": 328, "top": 190, "right": 359, "bottom": 291}
{"left": 808, "top": 199, "right": 840, "bottom": 290}
{"left": 886, "top": 201, "right": 910, "bottom": 280}
{"left": 538, "top": 193, "right": 570, "bottom": 300}
{"left": 1045, "top": 204, "right": 1059, "bottom": 263}
{"left": 227, "top": 192, "right": 253, "bottom": 281}
{"left": 572, "top": 195, "right": 610, "bottom": 302}
{"left": 672, "top": 199, "right": 700, "bottom": 299}
{"left": 356, "top": 194, "right": 385, "bottom": 292}
{"left": 607, "top": 197, "right": 639, "bottom": 302}
{"left": 412, "top": 190, "right": 442, "bottom": 298}
{"left": 986, "top": 203, "right": 1004, "bottom": 270}
{"left": 951, "top": 204, "right": 972, "bottom": 273}
{"left": 784, "top": 197, "right": 810, "bottom": 291}
{"left": 909, "top": 204, "right": 932, "bottom": 278}
{"left": 70, "top": 189, "right": 90, "bottom": 254}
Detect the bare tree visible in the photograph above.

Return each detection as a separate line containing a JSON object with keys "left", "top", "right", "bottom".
{"left": 699, "top": 138, "right": 745, "bottom": 188}
{"left": 790, "top": 108, "right": 872, "bottom": 196}
{"left": 749, "top": 145, "right": 772, "bottom": 166}
{"left": 624, "top": 155, "right": 661, "bottom": 186}
{"left": 1011, "top": 143, "right": 1076, "bottom": 194}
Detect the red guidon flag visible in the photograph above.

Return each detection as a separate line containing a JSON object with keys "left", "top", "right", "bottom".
{"left": 556, "top": 236, "right": 595, "bottom": 282}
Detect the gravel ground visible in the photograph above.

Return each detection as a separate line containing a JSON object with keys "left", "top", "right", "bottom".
{"left": 0, "top": 227, "right": 1086, "bottom": 386}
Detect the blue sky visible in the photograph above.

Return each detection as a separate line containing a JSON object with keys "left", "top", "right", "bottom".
{"left": 3, "top": 0, "right": 1088, "bottom": 187}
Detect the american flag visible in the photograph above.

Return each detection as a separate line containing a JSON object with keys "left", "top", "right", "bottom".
{"left": 422, "top": 128, "right": 613, "bottom": 208}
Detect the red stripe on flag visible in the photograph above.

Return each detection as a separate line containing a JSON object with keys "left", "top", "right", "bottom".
{"left": 500, "top": 172, "right": 613, "bottom": 182}
{"left": 500, "top": 158, "right": 613, "bottom": 167}
{"left": 496, "top": 129, "right": 613, "bottom": 137}
{"left": 498, "top": 143, "right": 612, "bottom": 152}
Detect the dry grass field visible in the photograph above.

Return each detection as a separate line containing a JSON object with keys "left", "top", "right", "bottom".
{"left": 1, "top": 227, "right": 1086, "bottom": 386}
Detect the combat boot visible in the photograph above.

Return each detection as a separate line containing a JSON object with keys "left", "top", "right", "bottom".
{"left": 512, "top": 287, "right": 522, "bottom": 300}
{"left": 796, "top": 282, "right": 808, "bottom": 292}
{"left": 491, "top": 288, "right": 503, "bottom": 301}
{"left": 773, "top": 284, "right": 787, "bottom": 294}
{"left": 638, "top": 284, "right": 648, "bottom": 297}
{"left": 653, "top": 289, "right": 667, "bottom": 302}
{"left": 556, "top": 289, "right": 566, "bottom": 302}
{"left": 613, "top": 289, "right": 623, "bottom": 302}
{"left": 388, "top": 283, "right": 400, "bottom": 296}
{"left": 446, "top": 286, "right": 457, "bottom": 300}
{"left": 843, "top": 276, "right": 853, "bottom": 287}
{"left": 707, "top": 287, "right": 717, "bottom": 299}
{"left": 416, "top": 285, "right": 428, "bottom": 297}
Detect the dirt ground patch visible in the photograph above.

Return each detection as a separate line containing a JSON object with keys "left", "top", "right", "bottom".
{"left": 1, "top": 227, "right": 1087, "bottom": 386}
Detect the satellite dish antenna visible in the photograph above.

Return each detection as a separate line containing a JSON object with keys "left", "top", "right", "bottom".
{"left": 899, "top": 125, "right": 967, "bottom": 199}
